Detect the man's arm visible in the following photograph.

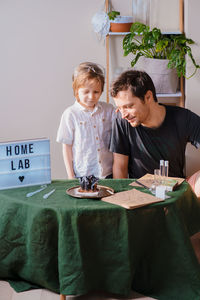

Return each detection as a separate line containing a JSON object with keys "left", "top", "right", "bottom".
{"left": 62, "top": 144, "right": 75, "bottom": 179}
{"left": 113, "top": 152, "right": 129, "bottom": 178}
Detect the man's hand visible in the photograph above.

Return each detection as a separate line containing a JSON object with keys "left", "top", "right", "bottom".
{"left": 113, "top": 153, "right": 129, "bottom": 178}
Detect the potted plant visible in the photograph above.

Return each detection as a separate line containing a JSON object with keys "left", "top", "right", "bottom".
{"left": 108, "top": 11, "right": 133, "bottom": 33}
{"left": 91, "top": 10, "right": 132, "bottom": 38}
{"left": 123, "top": 22, "right": 200, "bottom": 93}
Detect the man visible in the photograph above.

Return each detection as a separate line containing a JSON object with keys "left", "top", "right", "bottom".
{"left": 110, "top": 70, "right": 200, "bottom": 179}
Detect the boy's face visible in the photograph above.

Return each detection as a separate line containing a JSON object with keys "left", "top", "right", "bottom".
{"left": 77, "top": 79, "right": 102, "bottom": 110}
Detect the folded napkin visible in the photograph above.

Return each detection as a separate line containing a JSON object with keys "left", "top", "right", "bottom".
{"left": 101, "top": 188, "right": 164, "bottom": 209}
{"left": 130, "top": 173, "right": 185, "bottom": 189}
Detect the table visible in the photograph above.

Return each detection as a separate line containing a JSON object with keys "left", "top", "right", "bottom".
{"left": 0, "top": 179, "right": 200, "bottom": 300}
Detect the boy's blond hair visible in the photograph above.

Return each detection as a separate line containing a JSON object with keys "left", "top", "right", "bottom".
{"left": 72, "top": 62, "right": 105, "bottom": 97}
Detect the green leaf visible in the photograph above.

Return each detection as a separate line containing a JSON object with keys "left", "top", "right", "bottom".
{"left": 107, "top": 11, "right": 120, "bottom": 20}
{"left": 122, "top": 22, "right": 200, "bottom": 78}
{"left": 131, "top": 52, "right": 144, "bottom": 67}
{"left": 130, "top": 22, "right": 149, "bottom": 35}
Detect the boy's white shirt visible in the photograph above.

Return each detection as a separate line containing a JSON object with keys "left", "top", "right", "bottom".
{"left": 56, "top": 100, "right": 116, "bottom": 178}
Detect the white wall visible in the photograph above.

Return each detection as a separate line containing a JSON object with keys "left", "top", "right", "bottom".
{"left": 0, "top": 0, "right": 106, "bottom": 179}
{"left": 185, "top": 0, "right": 200, "bottom": 176}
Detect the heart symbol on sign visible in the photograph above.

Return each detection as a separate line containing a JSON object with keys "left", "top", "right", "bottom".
{"left": 19, "top": 176, "right": 25, "bottom": 182}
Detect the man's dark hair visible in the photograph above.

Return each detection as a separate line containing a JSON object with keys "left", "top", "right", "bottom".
{"left": 110, "top": 70, "right": 157, "bottom": 102}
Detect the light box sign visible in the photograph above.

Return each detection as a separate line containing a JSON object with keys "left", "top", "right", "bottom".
{"left": 0, "top": 138, "right": 51, "bottom": 190}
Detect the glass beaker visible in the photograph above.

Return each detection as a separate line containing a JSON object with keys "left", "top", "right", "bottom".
{"left": 150, "top": 169, "right": 161, "bottom": 194}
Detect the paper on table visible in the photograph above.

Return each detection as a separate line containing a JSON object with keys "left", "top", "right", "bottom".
{"left": 130, "top": 173, "right": 185, "bottom": 189}
{"left": 101, "top": 188, "right": 164, "bottom": 209}
{"left": 130, "top": 174, "right": 155, "bottom": 189}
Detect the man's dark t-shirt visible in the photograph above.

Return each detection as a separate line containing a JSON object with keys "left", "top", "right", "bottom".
{"left": 110, "top": 105, "right": 200, "bottom": 179}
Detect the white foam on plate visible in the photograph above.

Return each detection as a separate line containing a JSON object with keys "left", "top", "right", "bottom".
{"left": 74, "top": 188, "right": 99, "bottom": 197}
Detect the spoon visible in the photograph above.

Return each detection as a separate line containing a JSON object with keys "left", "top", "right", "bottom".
{"left": 43, "top": 189, "right": 56, "bottom": 199}
{"left": 26, "top": 185, "right": 47, "bottom": 197}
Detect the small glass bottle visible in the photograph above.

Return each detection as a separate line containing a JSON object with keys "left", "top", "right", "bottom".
{"left": 164, "top": 161, "right": 169, "bottom": 177}
{"left": 160, "top": 160, "right": 164, "bottom": 177}
{"left": 160, "top": 160, "right": 165, "bottom": 185}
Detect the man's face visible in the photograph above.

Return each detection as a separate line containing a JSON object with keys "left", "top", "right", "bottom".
{"left": 113, "top": 89, "right": 150, "bottom": 127}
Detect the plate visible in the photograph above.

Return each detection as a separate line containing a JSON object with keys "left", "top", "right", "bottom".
{"left": 66, "top": 185, "right": 114, "bottom": 199}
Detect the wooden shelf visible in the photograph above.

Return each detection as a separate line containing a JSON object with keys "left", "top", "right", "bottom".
{"left": 108, "top": 31, "right": 183, "bottom": 36}
{"left": 108, "top": 32, "right": 130, "bottom": 35}
{"left": 105, "top": 0, "right": 185, "bottom": 107}
{"left": 157, "top": 92, "right": 182, "bottom": 98}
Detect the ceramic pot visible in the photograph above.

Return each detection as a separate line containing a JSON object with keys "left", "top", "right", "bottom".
{"left": 135, "top": 57, "right": 179, "bottom": 94}
{"left": 110, "top": 16, "right": 133, "bottom": 32}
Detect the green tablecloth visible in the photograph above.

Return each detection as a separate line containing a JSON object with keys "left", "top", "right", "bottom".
{"left": 0, "top": 179, "right": 200, "bottom": 300}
